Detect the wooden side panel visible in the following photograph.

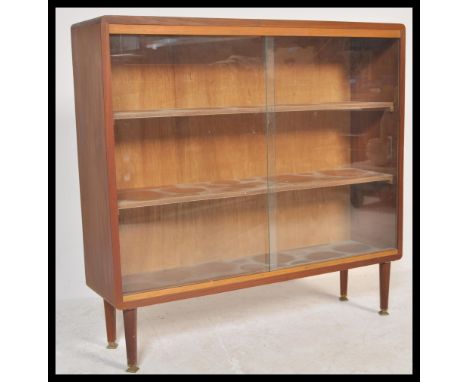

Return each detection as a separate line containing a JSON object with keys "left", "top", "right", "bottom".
{"left": 71, "top": 22, "right": 120, "bottom": 304}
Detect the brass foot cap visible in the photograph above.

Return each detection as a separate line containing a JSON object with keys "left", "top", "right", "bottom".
{"left": 379, "top": 310, "right": 389, "bottom": 316}
{"left": 126, "top": 365, "right": 139, "bottom": 373}
{"left": 106, "top": 342, "right": 118, "bottom": 349}
{"left": 339, "top": 295, "right": 348, "bottom": 301}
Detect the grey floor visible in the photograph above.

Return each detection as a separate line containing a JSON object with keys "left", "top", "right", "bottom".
{"left": 56, "top": 255, "right": 412, "bottom": 374}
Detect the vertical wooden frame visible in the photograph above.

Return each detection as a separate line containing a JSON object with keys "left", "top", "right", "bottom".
{"left": 397, "top": 25, "right": 406, "bottom": 259}
{"left": 100, "top": 20, "right": 124, "bottom": 308}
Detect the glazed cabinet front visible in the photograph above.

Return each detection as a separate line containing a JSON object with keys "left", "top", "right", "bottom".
{"left": 111, "top": 35, "right": 270, "bottom": 294}
{"left": 108, "top": 33, "right": 400, "bottom": 295}
{"left": 267, "top": 36, "right": 400, "bottom": 270}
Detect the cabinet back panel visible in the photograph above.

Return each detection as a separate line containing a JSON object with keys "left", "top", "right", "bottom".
{"left": 111, "top": 35, "right": 398, "bottom": 286}
{"left": 111, "top": 36, "right": 265, "bottom": 111}
{"left": 274, "top": 37, "right": 398, "bottom": 105}
{"left": 119, "top": 197, "right": 269, "bottom": 276}
{"left": 114, "top": 111, "right": 351, "bottom": 190}
{"left": 269, "top": 111, "right": 351, "bottom": 258}
{"left": 274, "top": 37, "right": 351, "bottom": 104}
{"left": 114, "top": 114, "right": 267, "bottom": 189}
{"left": 273, "top": 111, "right": 351, "bottom": 174}
{"left": 274, "top": 187, "right": 350, "bottom": 252}
{"left": 119, "top": 187, "right": 349, "bottom": 278}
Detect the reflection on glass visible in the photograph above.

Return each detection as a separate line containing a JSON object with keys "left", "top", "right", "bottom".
{"left": 109, "top": 34, "right": 400, "bottom": 292}
{"left": 267, "top": 37, "right": 399, "bottom": 270}
{"left": 110, "top": 36, "right": 269, "bottom": 293}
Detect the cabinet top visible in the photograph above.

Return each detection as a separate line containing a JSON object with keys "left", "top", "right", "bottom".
{"left": 71, "top": 15, "right": 405, "bottom": 39}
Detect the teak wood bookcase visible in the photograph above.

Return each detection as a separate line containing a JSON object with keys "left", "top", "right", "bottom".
{"left": 71, "top": 16, "right": 405, "bottom": 372}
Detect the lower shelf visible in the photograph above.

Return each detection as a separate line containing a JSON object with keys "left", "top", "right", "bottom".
{"left": 122, "top": 240, "right": 392, "bottom": 294}
{"left": 118, "top": 168, "right": 393, "bottom": 210}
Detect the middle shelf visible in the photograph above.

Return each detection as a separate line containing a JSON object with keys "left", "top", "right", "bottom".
{"left": 113, "top": 101, "right": 394, "bottom": 120}
{"left": 118, "top": 168, "right": 393, "bottom": 210}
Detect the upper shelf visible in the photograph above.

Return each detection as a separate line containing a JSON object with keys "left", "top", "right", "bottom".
{"left": 118, "top": 168, "right": 393, "bottom": 210}
{"left": 113, "top": 101, "right": 394, "bottom": 120}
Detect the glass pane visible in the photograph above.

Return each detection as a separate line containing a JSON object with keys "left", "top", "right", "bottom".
{"left": 267, "top": 37, "right": 399, "bottom": 270}
{"left": 110, "top": 35, "right": 269, "bottom": 293}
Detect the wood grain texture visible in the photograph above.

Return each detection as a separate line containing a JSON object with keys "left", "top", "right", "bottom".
{"left": 101, "top": 21, "right": 125, "bottom": 306}
{"left": 121, "top": 250, "right": 399, "bottom": 308}
{"left": 111, "top": 36, "right": 265, "bottom": 112}
{"left": 114, "top": 114, "right": 267, "bottom": 190}
{"left": 113, "top": 101, "right": 393, "bottom": 120}
{"left": 73, "top": 15, "right": 405, "bottom": 31}
{"left": 117, "top": 168, "right": 393, "bottom": 209}
{"left": 274, "top": 37, "right": 351, "bottom": 105}
{"left": 71, "top": 21, "right": 121, "bottom": 305}
{"left": 274, "top": 187, "right": 351, "bottom": 252}
{"left": 272, "top": 111, "right": 351, "bottom": 174}
{"left": 119, "top": 196, "right": 268, "bottom": 276}
{"left": 269, "top": 109, "right": 352, "bottom": 258}
{"left": 118, "top": 186, "right": 356, "bottom": 278}
{"left": 108, "top": 24, "right": 401, "bottom": 38}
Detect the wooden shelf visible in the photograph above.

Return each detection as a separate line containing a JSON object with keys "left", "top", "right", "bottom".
{"left": 122, "top": 239, "right": 389, "bottom": 294}
{"left": 113, "top": 101, "right": 394, "bottom": 120}
{"left": 118, "top": 168, "right": 393, "bottom": 210}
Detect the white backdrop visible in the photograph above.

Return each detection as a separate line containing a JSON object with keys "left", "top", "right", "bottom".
{"left": 56, "top": 7, "right": 412, "bottom": 301}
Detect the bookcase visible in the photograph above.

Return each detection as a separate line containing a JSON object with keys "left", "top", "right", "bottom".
{"left": 71, "top": 16, "right": 405, "bottom": 372}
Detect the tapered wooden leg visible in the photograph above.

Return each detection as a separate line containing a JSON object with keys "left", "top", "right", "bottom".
{"left": 339, "top": 270, "right": 348, "bottom": 301}
{"left": 379, "top": 262, "right": 391, "bottom": 315}
{"left": 104, "top": 300, "right": 117, "bottom": 349}
{"left": 123, "top": 309, "right": 138, "bottom": 373}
